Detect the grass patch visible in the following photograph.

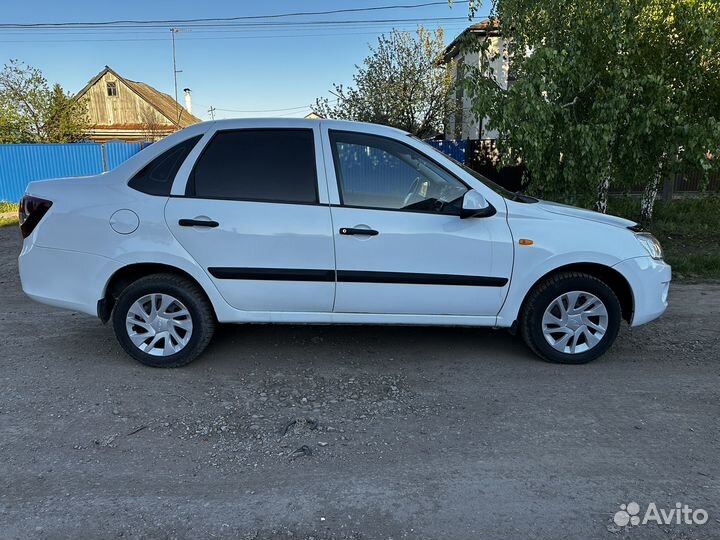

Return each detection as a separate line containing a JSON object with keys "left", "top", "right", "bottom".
{"left": 0, "top": 202, "right": 19, "bottom": 228}
{"left": 609, "top": 196, "right": 720, "bottom": 281}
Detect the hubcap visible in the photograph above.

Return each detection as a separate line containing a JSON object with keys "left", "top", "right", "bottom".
{"left": 542, "top": 291, "right": 608, "bottom": 354}
{"left": 125, "top": 293, "right": 193, "bottom": 357}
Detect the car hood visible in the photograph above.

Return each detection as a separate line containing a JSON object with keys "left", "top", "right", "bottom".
{"left": 536, "top": 200, "right": 637, "bottom": 229}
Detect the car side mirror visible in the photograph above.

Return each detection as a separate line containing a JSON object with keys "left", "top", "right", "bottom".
{"left": 460, "top": 189, "right": 496, "bottom": 219}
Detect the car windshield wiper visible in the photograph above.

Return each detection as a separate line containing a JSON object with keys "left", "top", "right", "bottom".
{"left": 512, "top": 190, "right": 539, "bottom": 203}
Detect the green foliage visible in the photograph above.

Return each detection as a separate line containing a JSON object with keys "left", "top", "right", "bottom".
{"left": 0, "top": 202, "right": 19, "bottom": 228}
{"left": 315, "top": 27, "right": 456, "bottom": 138}
{"left": 45, "top": 84, "right": 90, "bottom": 143}
{"left": 0, "top": 60, "right": 88, "bottom": 143}
{"left": 610, "top": 195, "right": 720, "bottom": 279}
{"left": 459, "top": 0, "right": 720, "bottom": 210}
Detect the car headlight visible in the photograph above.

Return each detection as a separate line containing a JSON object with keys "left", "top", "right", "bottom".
{"left": 635, "top": 232, "right": 664, "bottom": 260}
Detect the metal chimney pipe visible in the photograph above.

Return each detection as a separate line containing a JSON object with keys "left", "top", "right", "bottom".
{"left": 183, "top": 88, "right": 192, "bottom": 115}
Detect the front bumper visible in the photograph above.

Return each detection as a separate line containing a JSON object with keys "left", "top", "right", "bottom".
{"left": 19, "top": 242, "right": 119, "bottom": 317}
{"left": 613, "top": 256, "right": 671, "bottom": 327}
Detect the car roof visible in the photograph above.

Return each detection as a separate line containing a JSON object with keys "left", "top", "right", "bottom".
{"left": 197, "top": 117, "right": 410, "bottom": 137}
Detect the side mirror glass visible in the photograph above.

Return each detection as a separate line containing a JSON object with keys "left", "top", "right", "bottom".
{"left": 461, "top": 189, "right": 496, "bottom": 218}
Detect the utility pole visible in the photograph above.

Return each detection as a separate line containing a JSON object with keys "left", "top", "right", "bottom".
{"left": 170, "top": 28, "right": 188, "bottom": 123}
{"left": 208, "top": 106, "right": 216, "bottom": 120}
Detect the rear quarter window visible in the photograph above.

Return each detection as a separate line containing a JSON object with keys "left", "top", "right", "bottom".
{"left": 128, "top": 136, "right": 202, "bottom": 196}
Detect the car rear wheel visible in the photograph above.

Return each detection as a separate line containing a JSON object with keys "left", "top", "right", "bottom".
{"left": 112, "top": 273, "right": 215, "bottom": 367}
{"left": 519, "top": 272, "right": 622, "bottom": 364}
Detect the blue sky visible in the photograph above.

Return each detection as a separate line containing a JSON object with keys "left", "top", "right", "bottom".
{"left": 0, "top": 1, "right": 481, "bottom": 121}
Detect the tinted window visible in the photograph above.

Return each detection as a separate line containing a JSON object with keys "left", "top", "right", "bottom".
{"left": 330, "top": 131, "right": 467, "bottom": 213}
{"left": 128, "top": 135, "right": 202, "bottom": 196}
{"left": 188, "top": 129, "right": 318, "bottom": 203}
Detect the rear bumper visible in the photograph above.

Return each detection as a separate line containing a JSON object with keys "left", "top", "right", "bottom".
{"left": 613, "top": 256, "right": 671, "bottom": 327}
{"left": 19, "top": 243, "right": 118, "bottom": 317}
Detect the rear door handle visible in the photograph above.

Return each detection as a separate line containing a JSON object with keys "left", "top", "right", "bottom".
{"left": 339, "top": 227, "right": 379, "bottom": 236}
{"left": 178, "top": 219, "right": 219, "bottom": 228}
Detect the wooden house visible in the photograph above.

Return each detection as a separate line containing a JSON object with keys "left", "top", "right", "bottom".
{"left": 75, "top": 66, "right": 200, "bottom": 142}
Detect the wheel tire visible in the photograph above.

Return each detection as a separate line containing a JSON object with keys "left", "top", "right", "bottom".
{"left": 519, "top": 272, "right": 622, "bottom": 364}
{"left": 112, "top": 273, "right": 216, "bottom": 368}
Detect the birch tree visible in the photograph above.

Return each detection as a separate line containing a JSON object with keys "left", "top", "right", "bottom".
{"left": 460, "top": 0, "right": 720, "bottom": 223}
{"left": 315, "top": 27, "right": 456, "bottom": 138}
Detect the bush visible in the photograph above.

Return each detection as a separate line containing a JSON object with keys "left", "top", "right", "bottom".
{"left": 610, "top": 196, "right": 720, "bottom": 280}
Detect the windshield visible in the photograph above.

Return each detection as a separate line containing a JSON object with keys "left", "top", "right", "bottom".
{"left": 413, "top": 136, "right": 538, "bottom": 203}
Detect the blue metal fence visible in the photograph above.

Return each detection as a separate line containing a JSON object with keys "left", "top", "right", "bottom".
{"left": 105, "top": 142, "right": 147, "bottom": 170}
{"left": 0, "top": 142, "right": 148, "bottom": 202}
{"left": 424, "top": 139, "right": 468, "bottom": 164}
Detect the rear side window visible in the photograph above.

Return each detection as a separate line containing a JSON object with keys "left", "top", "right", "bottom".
{"left": 128, "top": 135, "right": 202, "bottom": 196}
{"left": 187, "top": 129, "right": 318, "bottom": 203}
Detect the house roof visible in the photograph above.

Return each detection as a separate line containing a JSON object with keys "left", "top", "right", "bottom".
{"left": 442, "top": 18, "right": 502, "bottom": 63}
{"left": 75, "top": 66, "right": 201, "bottom": 128}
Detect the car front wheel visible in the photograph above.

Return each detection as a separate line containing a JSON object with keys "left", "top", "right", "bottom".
{"left": 520, "top": 272, "right": 622, "bottom": 364}
{"left": 112, "top": 273, "right": 215, "bottom": 367}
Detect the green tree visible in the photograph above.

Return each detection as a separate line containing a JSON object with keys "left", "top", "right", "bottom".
{"left": 44, "top": 83, "right": 90, "bottom": 143}
{"left": 315, "top": 27, "right": 456, "bottom": 138}
{"left": 459, "top": 0, "right": 720, "bottom": 224}
{"left": 0, "top": 60, "right": 88, "bottom": 143}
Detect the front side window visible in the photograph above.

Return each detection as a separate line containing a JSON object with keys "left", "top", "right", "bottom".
{"left": 330, "top": 131, "right": 468, "bottom": 214}
{"left": 107, "top": 81, "right": 118, "bottom": 97}
{"left": 128, "top": 135, "right": 202, "bottom": 196}
{"left": 188, "top": 129, "right": 318, "bottom": 203}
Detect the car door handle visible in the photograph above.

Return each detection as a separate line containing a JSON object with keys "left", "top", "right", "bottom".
{"left": 339, "top": 227, "right": 379, "bottom": 236}
{"left": 178, "top": 219, "right": 219, "bottom": 228}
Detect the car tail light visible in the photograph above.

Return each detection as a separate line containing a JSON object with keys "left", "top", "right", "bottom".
{"left": 18, "top": 195, "right": 53, "bottom": 239}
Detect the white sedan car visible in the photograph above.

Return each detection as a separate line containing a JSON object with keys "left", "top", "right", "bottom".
{"left": 18, "top": 119, "right": 670, "bottom": 367}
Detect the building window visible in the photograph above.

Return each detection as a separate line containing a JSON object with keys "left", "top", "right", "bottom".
{"left": 106, "top": 82, "right": 118, "bottom": 97}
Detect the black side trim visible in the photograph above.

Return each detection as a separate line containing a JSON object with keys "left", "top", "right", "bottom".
{"left": 208, "top": 267, "right": 335, "bottom": 282}
{"left": 337, "top": 270, "right": 508, "bottom": 287}
{"left": 208, "top": 267, "right": 508, "bottom": 287}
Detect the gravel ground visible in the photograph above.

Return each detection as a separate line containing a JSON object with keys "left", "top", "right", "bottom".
{"left": 0, "top": 225, "right": 719, "bottom": 540}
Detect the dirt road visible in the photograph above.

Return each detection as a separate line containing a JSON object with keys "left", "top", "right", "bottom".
{"left": 1, "top": 226, "right": 718, "bottom": 540}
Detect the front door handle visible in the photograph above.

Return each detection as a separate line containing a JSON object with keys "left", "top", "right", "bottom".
{"left": 179, "top": 219, "right": 219, "bottom": 228}
{"left": 339, "top": 227, "right": 379, "bottom": 236}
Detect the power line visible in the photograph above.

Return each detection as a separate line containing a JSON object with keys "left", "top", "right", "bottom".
{"left": 0, "top": 19, "right": 468, "bottom": 34}
{"left": 215, "top": 105, "right": 316, "bottom": 113}
{"left": 0, "top": 25, "right": 470, "bottom": 44}
{"left": 193, "top": 99, "right": 338, "bottom": 114}
{"left": 0, "top": 21, "right": 470, "bottom": 36}
{"left": 0, "top": 2, "right": 471, "bottom": 29}
{"left": 0, "top": 17, "right": 469, "bottom": 34}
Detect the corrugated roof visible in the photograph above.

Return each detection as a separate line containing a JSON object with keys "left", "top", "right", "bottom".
{"left": 466, "top": 19, "right": 501, "bottom": 33}
{"left": 75, "top": 66, "right": 201, "bottom": 128}
{"left": 123, "top": 78, "right": 199, "bottom": 127}
{"left": 442, "top": 18, "right": 502, "bottom": 62}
